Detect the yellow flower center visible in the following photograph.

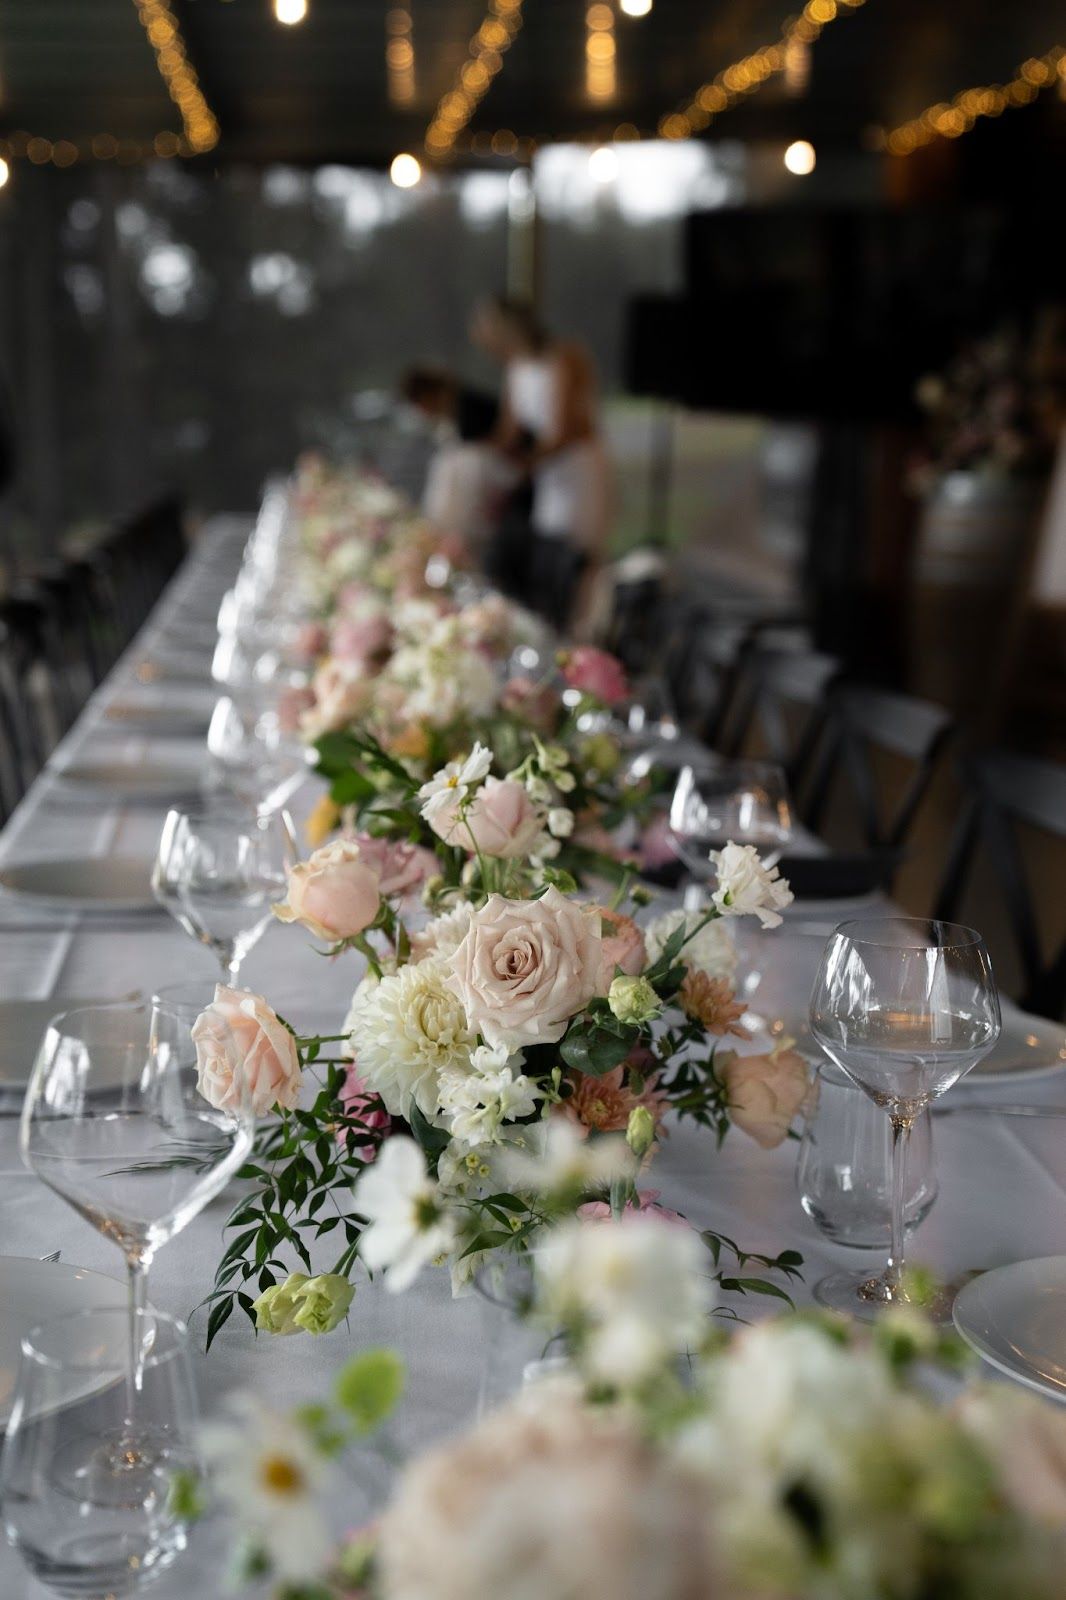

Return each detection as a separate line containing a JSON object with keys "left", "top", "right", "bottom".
{"left": 260, "top": 1454, "right": 305, "bottom": 1496}
{"left": 446, "top": 774, "right": 460, "bottom": 788}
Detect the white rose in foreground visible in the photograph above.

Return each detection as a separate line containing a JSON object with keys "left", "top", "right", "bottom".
{"left": 272, "top": 838, "right": 381, "bottom": 942}
{"left": 711, "top": 842, "right": 793, "bottom": 928}
{"left": 379, "top": 1387, "right": 716, "bottom": 1600}
{"left": 193, "top": 985, "right": 301, "bottom": 1116}
{"left": 347, "top": 958, "right": 475, "bottom": 1122}
{"left": 447, "top": 886, "right": 601, "bottom": 1050}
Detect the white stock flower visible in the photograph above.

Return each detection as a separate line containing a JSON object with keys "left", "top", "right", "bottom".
{"left": 501, "top": 1118, "right": 634, "bottom": 1198}
{"left": 200, "top": 1393, "right": 333, "bottom": 1582}
{"left": 547, "top": 807, "right": 575, "bottom": 838}
{"left": 710, "top": 842, "right": 794, "bottom": 928}
{"left": 438, "top": 1043, "right": 542, "bottom": 1148}
{"left": 534, "top": 1216, "right": 713, "bottom": 1386}
{"left": 390, "top": 643, "right": 497, "bottom": 727}
{"left": 643, "top": 908, "right": 737, "bottom": 980}
{"left": 417, "top": 743, "right": 493, "bottom": 825}
{"left": 354, "top": 1136, "right": 457, "bottom": 1291}
{"left": 346, "top": 958, "right": 475, "bottom": 1122}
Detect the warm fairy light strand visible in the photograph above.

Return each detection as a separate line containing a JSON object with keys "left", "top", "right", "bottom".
{"left": 134, "top": 0, "right": 219, "bottom": 154}
{"left": 386, "top": 6, "right": 416, "bottom": 108}
{"left": 883, "top": 46, "right": 1065, "bottom": 155}
{"left": 586, "top": 4, "right": 617, "bottom": 104}
{"left": 659, "top": 0, "right": 868, "bottom": 140}
{"left": 425, "top": 0, "right": 525, "bottom": 157}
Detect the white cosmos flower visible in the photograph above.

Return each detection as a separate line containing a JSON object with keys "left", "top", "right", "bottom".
{"left": 346, "top": 958, "right": 475, "bottom": 1122}
{"left": 711, "top": 842, "right": 794, "bottom": 929}
{"left": 354, "top": 1136, "right": 457, "bottom": 1292}
{"left": 502, "top": 1118, "right": 634, "bottom": 1198}
{"left": 200, "top": 1392, "right": 333, "bottom": 1581}
{"left": 643, "top": 908, "right": 737, "bottom": 981}
{"left": 417, "top": 743, "right": 493, "bottom": 824}
{"left": 534, "top": 1215, "right": 713, "bottom": 1386}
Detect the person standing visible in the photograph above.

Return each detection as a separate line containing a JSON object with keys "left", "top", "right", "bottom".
{"left": 472, "top": 296, "right": 609, "bottom": 630}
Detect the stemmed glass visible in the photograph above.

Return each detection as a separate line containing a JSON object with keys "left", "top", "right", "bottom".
{"left": 152, "top": 804, "right": 297, "bottom": 983}
{"left": 206, "top": 692, "right": 310, "bottom": 811}
{"left": 669, "top": 759, "right": 793, "bottom": 880}
{"left": 19, "top": 999, "right": 254, "bottom": 1465}
{"left": 809, "top": 917, "right": 1001, "bottom": 1318}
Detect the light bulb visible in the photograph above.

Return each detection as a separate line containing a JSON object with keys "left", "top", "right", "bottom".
{"left": 390, "top": 152, "right": 422, "bottom": 188}
{"left": 274, "top": 0, "right": 308, "bottom": 25}
{"left": 783, "top": 139, "right": 816, "bottom": 174}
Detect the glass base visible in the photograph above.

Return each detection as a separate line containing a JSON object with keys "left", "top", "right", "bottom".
{"left": 53, "top": 1424, "right": 180, "bottom": 1509}
{"left": 813, "top": 1268, "right": 958, "bottom": 1324}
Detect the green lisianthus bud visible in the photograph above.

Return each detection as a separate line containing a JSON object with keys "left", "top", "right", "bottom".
{"left": 291, "top": 1273, "right": 356, "bottom": 1335}
{"left": 252, "top": 1272, "right": 310, "bottom": 1335}
{"left": 608, "top": 973, "right": 661, "bottom": 1025}
{"left": 626, "top": 1104, "right": 656, "bottom": 1159}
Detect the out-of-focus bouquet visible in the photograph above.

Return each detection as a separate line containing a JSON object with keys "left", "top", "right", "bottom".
{"left": 196, "top": 1214, "right": 1066, "bottom": 1600}
{"left": 195, "top": 742, "right": 802, "bottom": 1342}
{"left": 909, "top": 325, "right": 1059, "bottom": 494}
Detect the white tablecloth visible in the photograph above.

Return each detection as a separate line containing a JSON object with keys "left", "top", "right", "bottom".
{"left": 2, "top": 519, "right": 1066, "bottom": 1595}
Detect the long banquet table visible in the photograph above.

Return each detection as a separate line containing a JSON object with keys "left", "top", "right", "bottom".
{"left": 2, "top": 518, "right": 1066, "bottom": 1594}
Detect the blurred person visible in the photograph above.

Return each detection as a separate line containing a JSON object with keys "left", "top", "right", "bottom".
{"left": 399, "top": 366, "right": 513, "bottom": 564}
{"left": 471, "top": 296, "right": 610, "bottom": 631}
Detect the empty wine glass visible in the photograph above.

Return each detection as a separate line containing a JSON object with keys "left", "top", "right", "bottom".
{"left": 809, "top": 917, "right": 1000, "bottom": 1317}
{"left": 19, "top": 1001, "right": 253, "bottom": 1465}
{"left": 1, "top": 1308, "right": 199, "bottom": 1597}
{"left": 207, "top": 691, "right": 310, "bottom": 812}
{"left": 152, "top": 804, "right": 297, "bottom": 983}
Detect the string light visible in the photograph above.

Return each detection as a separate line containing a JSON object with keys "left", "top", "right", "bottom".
{"left": 586, "top": 3, "right": 617, "bottom": 105}
{"left": 390, "top": 151, "right": 422, "bottom": 187}
{"left": 619, "top": 0, "right": 652, "bottom": 16}
{"left": 659, "top": 0, "right": 868, "bottom": 141}
{"left": 784, "top": 138, "right": 816, "bottom": 173}
{"left": 133, "top": 0, "right": 219, "bottom": 154}
{"left": 883, "top": 45, "right": 1064, "bottom": 155}
{"left": 386, "top": 7, "right": 416, "bottom": 107}
{"left": 425, "top": 0, "right": 525, "bottom": 158}
{"left": 274, "top": 0, "right": 308, "bottom": 23}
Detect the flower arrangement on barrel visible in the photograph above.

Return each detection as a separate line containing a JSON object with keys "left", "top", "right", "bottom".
{"left": 193, "top": 460, "right": 808, "bottom": 1344}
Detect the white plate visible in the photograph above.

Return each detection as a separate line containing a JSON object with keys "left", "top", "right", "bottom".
{"left": 0, "top": 1257, "right": 128, "bottom": 1429}
{"left": 131, "top": 658, "right": 212, "bottom": 689}
{"left": 0, "top": 997, "right": 138, "bottom": 1090}
{"left": 52, "top": 761, "right": 205, "bottom": 805}
{"left": 967, "top": 1005, "right": 1066, "bottom": 1084}
{"left": 954, "top": 1256, "right": 1066, "bottom": 1402}
{"left": 0, "top": 858, "right": 157, "bottom": 914}
{"left": 102, "top": 704, "right": 211, "bottom": 739}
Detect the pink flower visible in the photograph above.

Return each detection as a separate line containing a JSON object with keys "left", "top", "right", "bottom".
{"left": 273, "top": 838, "right": 381, "bottom": 942}
{"left": 594, "top": 907, "right": 647, "bottom": 991}
{"left": 193, "top": 985, "right": 301, "bottom": 1116}
{"left": 561, "top": 1064, "right": 666, "bottom": 1137}
{"left": 277, "top": 683, "right": 316, "bottom": 734}
{"left": 638, "top": 811, "right": 677, "bottom": 871}
{"left": 331, "top": 613, "right": 391, "bottom": 664}
{"left": 292, "top": 621, "right": 328, "bottom": 662}
{"left": 719, "top": 1046, "right": 811, "bottom": 1149}
{"left": 561, "top": 646, "right": 629, "bottom": 706}
{"left": 579, "top": 1190, "right": 686, "bottom": 1226}
{"left": 337, "top": 580, "right": 374, "bottom": 614}
{"left": 350, "top": 833, "right": 436, "bottom": 898}
{"left": 336, "top": 1063, "right": 391, "bottom": 1161}
{"left": 447, "top": 886, "right": 601, "bottom": 1050}
{"left": 500, "top": 676, "right": 562, "bottom": 734}
{"left": 300, "top": 658, "right": 370, "bottom": 740}
{"left": 428, "top": 777, "right": 544, "bottom": 861}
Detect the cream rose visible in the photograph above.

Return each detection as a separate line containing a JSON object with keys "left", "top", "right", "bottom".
{"left": 193, "top": 985, "right": 301, "bottom": 1116}
{"left": 273, "top": 838, "right": 381, "bottom": 942}
{"left": 299, "top": 658, "right": 370, "bottom": 741}
{"left": 447, "top": 886, "right": 601, "bottom": 1051}
{"left": 719, "top": 1045, "right": 810, "bottom": 1149}
{"left": 429, "top": 777, "right": 545, "bottom": 860}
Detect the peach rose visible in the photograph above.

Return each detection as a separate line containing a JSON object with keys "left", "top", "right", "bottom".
{"left": 595, "top": 907, "right": 647, "bottom": 991}
{"left": 331, "top": 613, "right": 391, "bottom": 664}
{"left": 273, "top": 838, "right": 381, "bottom": 942}
{"left": 719, "top": 1046, "right": 811, "bottom": 1149}
{"left": 193, "top": 985, "right": 301, "bottom": 1116}
{"left": 446, "top": 885, "right": 601, "bottom": 1050}
{"left": 561, "top": 646, "right": 629, "bottom": 706}
{"left": 350, "top": 832, "right": 436, "bottom": 898}
{"left": 300, "top": 658, "right": 370, "bottom": 740}
{"left": 429, "top": 777, "right": 544, "bottom": 860}
{"left": 292, "top": 620, "right": 328, "bottom": 662}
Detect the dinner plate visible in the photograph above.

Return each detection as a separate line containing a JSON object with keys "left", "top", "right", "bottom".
{"left": 964, "top": 1005, "right": 1066, "bottom": 1083}
{"left": 0, "top": 857, "right": 157, "bottom": 914}
{"left": 953, "top": 1256, "right": 1066, "bottom": 1403}
{"left": 51, "top": 761, "right": 206, "bottom": 805}
{"left": 102, "top": 703, "right": 211, "bottom": 739}
{"left": 0, "top": 997, "right": 138, "bottom": 1091}
{"left": 0, "top": 1258, "right": 128, "bottom": 1429}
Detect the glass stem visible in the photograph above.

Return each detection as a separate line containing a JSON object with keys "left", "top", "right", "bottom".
{"left": 885, "top": 1114, "right": 913, "bottom": 1296}
{"left": 221, "top": 947, "right": 241, "bottom": 985}
{"left": 125, "top": 1249, "right": 152, "bottom": 1417}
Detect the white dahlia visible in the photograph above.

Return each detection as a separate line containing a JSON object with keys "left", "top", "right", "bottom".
{"left": 346, "top": 958, "right": 475, "bottom": 1122}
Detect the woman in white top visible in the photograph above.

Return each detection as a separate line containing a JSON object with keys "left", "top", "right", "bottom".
{"left": 472, "top": 297, "right": 609, "bottom": 629}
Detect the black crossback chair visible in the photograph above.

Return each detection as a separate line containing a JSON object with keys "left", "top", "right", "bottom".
{"left": 934, "top": 749, "right": 1066, "bottom": 1019}
{"left": 800, "top": 685, "right": 955, "bottom": 862}
{"left": 716, "top": 647, "right": 842, "bottom": 786}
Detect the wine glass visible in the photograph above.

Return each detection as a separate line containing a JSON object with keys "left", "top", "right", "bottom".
{"left": 1, "top": 1307, "right": 200, "bottom": 1596}
{"left": 152, "top": 804, "right": 297, "bottom": 983}
{"left": 669, "top": 759, "right": 794, "bottom": 920}
{"left": 206, "top": 691, "right": 310, "bottom": 811}
{"left": 809, "top": 917, "right": 1001, "bottom": 1317}
{"left": 19, "top": 1000, "right": 254, "bottom": 1463}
